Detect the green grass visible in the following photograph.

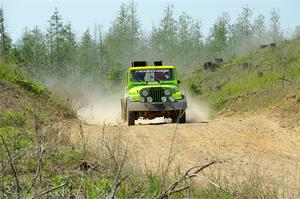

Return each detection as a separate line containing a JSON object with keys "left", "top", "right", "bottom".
{"left": 52, "top": 148, "right": 83, "bottom": 166}
{"left": 0, "top": 111, "right": 27, "bottom": 127}
{"left": 0, "top": 63, "right": 24, "bottom": 81}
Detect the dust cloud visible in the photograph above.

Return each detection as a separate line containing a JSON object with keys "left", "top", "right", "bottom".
{"left": 76, "top": 90, "right": 211, "bottom": 124}
{"left": 43, "top": 77, "right": 122, "bottom": 124}
{"left": 186, "top": 94, "right": 211, "bottom": 123}
{"left": 77, "top": 91, "right": 122, "bottom": 124}
{"left": 77, "top": 92, "right": 211, "bottom": 124}
{"left": 44, "top": 78, "right": 210, "bottom": 124}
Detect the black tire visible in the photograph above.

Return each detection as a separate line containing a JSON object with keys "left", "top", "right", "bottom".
{"left": 171, "top": 111, "right": 186, "bottom": 123}
{"left": 179, "top": 112, "right": 186, "bottom": 123}
{"left": 127, "top": 111, "right": 135, "bottom": 126}
{"left": 171, "top": 115, "right": 178, "bottom": 123}
{"left": 172, "top": 113, "right": 178, "bottom": 123}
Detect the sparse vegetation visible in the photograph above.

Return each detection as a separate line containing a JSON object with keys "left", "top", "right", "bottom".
{"left": 188, "top": 37, "right": 300, "bottom": 114}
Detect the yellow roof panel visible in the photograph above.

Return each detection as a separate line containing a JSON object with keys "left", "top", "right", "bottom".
{"left": 128, "top": 65, "right": 175, "bottom": 70}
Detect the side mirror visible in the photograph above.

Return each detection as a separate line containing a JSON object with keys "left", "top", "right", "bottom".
{"left": 177, "top": 80, "right": 181, "bottom": 84}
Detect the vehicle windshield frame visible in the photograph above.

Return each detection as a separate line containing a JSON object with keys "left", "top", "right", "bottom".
{"left": 130, "top": 68, "right": 174, "bottom": 83}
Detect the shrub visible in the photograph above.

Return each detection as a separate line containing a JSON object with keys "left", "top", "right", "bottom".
{"left": 16, "top": 80, "right": 49, "bottom": 97}
{"left": 214, "top": 98, "right": 227, "bottom": 110}
{"left": 189, "top": 82, "right": 202, "bottom": 95}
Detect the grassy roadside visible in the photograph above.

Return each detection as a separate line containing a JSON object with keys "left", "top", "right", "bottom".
{"left": 0, "top": 62, "right": 81, "bottom": 198}
{"left": 188, "top": 37, "right": 300, "bottom": 118}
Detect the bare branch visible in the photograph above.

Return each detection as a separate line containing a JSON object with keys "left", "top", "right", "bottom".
{"left": 197, "top": 174, "right": 220, "bottom": 188}
{"left": 172, "top": 186, "right": 190, "bottom": 194}
{"left": 32, "top": 181, "right": 68, "bottom": 198}
{"left": 184, "top": 160, "right": 217, "bottom": 176}
{"left": 103, "top": 139, "right": 118, "bottom": 167}
{"left": 0, "top": 134, "right": 20, "bottom": 199}
{"left": 115, "top": 175, "right": 128, "bottom": 188}
{"left": 155, "top": 159, "right": 228, "bottom": 199}
{"left": 27, "top": 146, "right": 45, "bottom": 193}
{"left": 27, "top": 117, "right": 45, "bottom": 193}
{"left": 111, "top": 148, "right": 128, "bottom": 199}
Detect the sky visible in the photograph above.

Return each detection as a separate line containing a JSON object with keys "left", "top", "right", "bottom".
{"left": 2, "top": 0, "right": 300, "bottom": 42}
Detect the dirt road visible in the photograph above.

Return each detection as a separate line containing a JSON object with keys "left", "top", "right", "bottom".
{"left": 79, "top": 112, "right": 300, "bottom": 196}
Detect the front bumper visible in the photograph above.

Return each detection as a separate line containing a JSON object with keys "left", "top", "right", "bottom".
{"left": 127, "top": 98, "right": 187, "bottom": 111}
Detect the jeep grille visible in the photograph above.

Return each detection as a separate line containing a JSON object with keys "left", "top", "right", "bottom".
{"left": 149, "top": 88, "right": 164, "bottom": 102}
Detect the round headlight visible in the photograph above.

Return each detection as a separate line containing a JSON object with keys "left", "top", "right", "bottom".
{"left": 168, "top": 96, "right": 175, "bottom": 102}
{"left": 164, "top": 89, "right": 171, "bottom": 96}
{"left": 139, "top": 97, "right": 145, "bottom": 103}
{"left": 141, "top": 90, "right": 149, "bottom": 97}
{"left": 146, "top": 97, "right": 153, "bottom": 103}
{"left": 161, "top": 96, "right": 167, "bottom": 103}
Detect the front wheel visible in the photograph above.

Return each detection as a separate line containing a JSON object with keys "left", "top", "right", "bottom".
{"left": 127, "top": 111, "right": 135, "bottom": 126}
{"left": 171, "top": 111, "right": 186, "bottom": 123}
{"left": 179, "top": 112, "right": 186, "bottom": 123}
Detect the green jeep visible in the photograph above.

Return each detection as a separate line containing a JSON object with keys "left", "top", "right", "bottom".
{"left": 121, "top": 61, "right": 187, "bottom": 126}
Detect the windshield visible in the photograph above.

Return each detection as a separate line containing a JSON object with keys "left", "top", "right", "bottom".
{"left": 130, "top": 69, "right": 174, "bottom": 82}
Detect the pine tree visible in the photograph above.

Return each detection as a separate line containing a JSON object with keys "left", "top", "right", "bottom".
{"left": 104, "top": 1, "right": 141, "bottom": 83}
{"left": 253, "top": 14, "right": 266, "bottom": 46}
{"left": 18, "top": 27, "right": 48, "bottom": 80}
{"left": 238, "top": 7, "right": 253, "bottom": 40}
{"left": 190, "top": 20, "right": 203, "bottom": 64}
{"left": 151, "top": 4, "right": 177, "bottom": 63}
{"left": 269, "top": 8, "right": 282, "bottom": 42}
{"left": 177, "top": 12, "right": 203, "bottom": 66}
{"left": 46, "top": 8, "right": 77, "bottom": 79}
{"left": 47, "top": 7, "right": 65, "bottom": 79}
{"left": 129, "top": 0, "right": 140, "bottom": 58}
{"left": 229, "top": 6, "right": 253, "bottom": 55}
{"left": 177, "top": 12, "right": 192, "bottom": 65}
{"left": 61, "top": 22, "right": 77, "bottom": 78}
{"left": 0, "top": 8, "right": 12, "bottom": 58}
{"left": 77, "top": 29, "right": 99, "bottom": 79}
{"left": 207, "top": 13, "right": 230, "bottom": 57}
{"left": 94, "top": 24, "right": 106, "bottom": 75}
